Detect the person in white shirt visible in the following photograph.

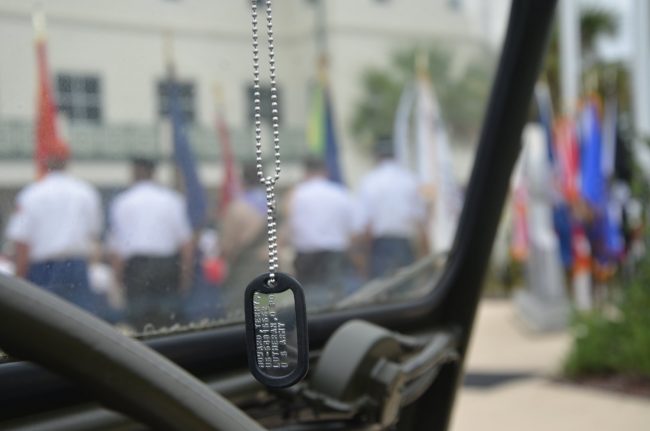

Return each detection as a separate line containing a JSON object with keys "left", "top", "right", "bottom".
{"left": 288, "top": 157, "right": 364, "bottom": 306}
{"left": 358, "top": 137, "right": 428, "bottom": 279}
{"left": 108, "top": 158, "right": 193, "bottom": 330}
{"left": 5, "top": 152, "right": 103, "bottom": 312}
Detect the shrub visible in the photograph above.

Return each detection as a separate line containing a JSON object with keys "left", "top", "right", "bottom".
{"left": 564, "top": 280, "right": 650, "bottom": 379}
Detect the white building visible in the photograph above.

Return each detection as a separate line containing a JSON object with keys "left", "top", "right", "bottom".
{"left": 0, "top": 0, "right": 509, "bottom": 221}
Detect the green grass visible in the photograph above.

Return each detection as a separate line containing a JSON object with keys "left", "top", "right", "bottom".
{"left": 564, "top": 279, "right": 650, "bottom": 379}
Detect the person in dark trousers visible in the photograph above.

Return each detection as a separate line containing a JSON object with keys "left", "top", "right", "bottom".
{"left": 287, "top": 157, "right": 364, "bottom": 307}
{"left": 108, "top": 158, "right": 193, "bottom": 331}
{"left": 358, "top": 137, "right": 428, "bottom": 279}
{"left": 5, "top": 150, "right": 103, "bottom": 312}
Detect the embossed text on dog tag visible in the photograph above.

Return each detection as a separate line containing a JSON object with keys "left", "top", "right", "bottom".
{"left": 244, "top": 272, "right": 309, "bottom": 388}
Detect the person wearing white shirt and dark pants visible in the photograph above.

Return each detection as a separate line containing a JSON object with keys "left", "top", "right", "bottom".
{"left": 358, "top": 138, "right": 428, "bottom": 279}
{"left": 5, "top": 152, "right": 103, "bottom": 312}
{"left": 108, "top": 158, "right": 193, "bottom": 330}
{"left": 288, "top": 157, "right": 363, "bottom": 306}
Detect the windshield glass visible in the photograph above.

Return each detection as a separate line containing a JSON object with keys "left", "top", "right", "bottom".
{"left": 0, "top": 0, "right": 511, "bottom": 339}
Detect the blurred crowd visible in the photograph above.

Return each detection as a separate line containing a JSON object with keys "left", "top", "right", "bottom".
{"left": 0, "top": 137, "right": 431, "bottom": 332}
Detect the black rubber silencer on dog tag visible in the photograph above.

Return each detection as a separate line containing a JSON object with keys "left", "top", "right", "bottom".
{"left": 244, "top": 272, "right": 309, "bottom": 388}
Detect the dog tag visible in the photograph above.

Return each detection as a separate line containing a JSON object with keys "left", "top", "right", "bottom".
{"left": 244, "top": 272, "right": 309, "bottom": 388}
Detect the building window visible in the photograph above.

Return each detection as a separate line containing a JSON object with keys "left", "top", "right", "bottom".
{"left": 56, "top": 74, "right": 102, "bottom": 124}
{"left": 246, "top": 84, "right": 281, "bottom": 125}
{"left": 158, "top": 80, "right": 196, "bottom": 123}
{"left": 448, "top": 0, "right": 462, "bottom": 11}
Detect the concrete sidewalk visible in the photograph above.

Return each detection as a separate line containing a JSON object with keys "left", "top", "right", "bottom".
{"left": 450, "top": 300, "right": 650, "bottom": 431}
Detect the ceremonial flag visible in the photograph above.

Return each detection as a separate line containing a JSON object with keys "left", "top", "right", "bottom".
{"left": 554, "top": 117, "right": 580, "bottom": 203}
{"left": 392, "top": 69, "right": 461, "bottom": 253}
{"left": 166, "top": 67, "right": 207, "bottom": 230}
{"left": 413, "top": 75, "right": 461, "bottom": 254}
{"left": 307, "top": 79, "right": 343, "bottom": 183}
{"left": 33, "top": 13, "right": 69, "bottom": 177}
{"left": 393, "top": 82, "right": 416, "bottom": 170}
{"left": 579, "top": 97, "right": 623, "bottom": 265}
{"left": 579, "top": 98, "right": 605, "bottom": 209}
{"left": 601, "top": 97, "right": 624, "bottom": 260}
{"left": 215, "top": 104, "right": 240, "bottom": 215}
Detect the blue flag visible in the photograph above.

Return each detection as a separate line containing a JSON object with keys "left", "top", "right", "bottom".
{"left": 308, "top": 84, "right": 343, "bottom": 184}
{"left": 580, "top": 98, "right": 624, "bottom": 264}
{"left": 323, "top": 91, "right": 343, "bottom": 183}
{"left": 168, "top": 76, "right": 207, "bottom": 230}
{"left": 579, "top": 100, "right": 605, "bottom": 210}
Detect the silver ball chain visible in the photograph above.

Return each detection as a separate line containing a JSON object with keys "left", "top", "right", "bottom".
{"left": 251, "top": 0, "right": 281, "bottom": 287}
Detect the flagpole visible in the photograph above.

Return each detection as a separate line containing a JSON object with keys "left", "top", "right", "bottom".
{"left": 315, "top": 0, "right": 328, "bottom": 64}
{"left": 162, "top": 30, "right": 181, "bottom": 190}
{"left": 163, "top": 30, "right": 175, "bottom": 76}
{"left": 632, "top": 0, "right": 650, "bottom": 139}
{"left": 32, "top": 10, "right": 46, "bottom": 42}
{"left": 559, "top": 0, "right": 581, "bottom": 116}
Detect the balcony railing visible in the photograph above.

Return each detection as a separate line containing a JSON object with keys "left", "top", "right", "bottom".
{"left": 0, "top": 119, "right": 308, "bottom": 162}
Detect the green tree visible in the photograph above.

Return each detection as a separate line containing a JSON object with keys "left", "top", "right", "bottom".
{"left": 350, "top": 45, "right": 495, "bottom": 148}
{"left": 580, "top": 8, "right": 618, "bottom": 58}
{"left": 541, "top": 7, "right": 620, "bottom": 112}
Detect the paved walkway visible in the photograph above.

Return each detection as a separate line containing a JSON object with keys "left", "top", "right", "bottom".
{"left": 451, "top": 300, "right": 650, "bottom": 431}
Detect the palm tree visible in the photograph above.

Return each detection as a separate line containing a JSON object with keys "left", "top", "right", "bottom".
{"left": 542, "top": 7, "right": 619, "bottom": 112}
{"left": 350, "top": 45, "right": 495, "bottom": 149}
{"left": 581, "top": 8, "right": 618, "bottom": 58}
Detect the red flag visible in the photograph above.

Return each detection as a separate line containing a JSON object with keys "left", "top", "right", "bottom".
{"left": 554, "top": 117, "right": 579, "bottom": 203}
{"left": 216, "top": 109, "right": 240, "bottom": 215}
{"left": 34, "top": 33, "right": 69, "bottom": 177}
